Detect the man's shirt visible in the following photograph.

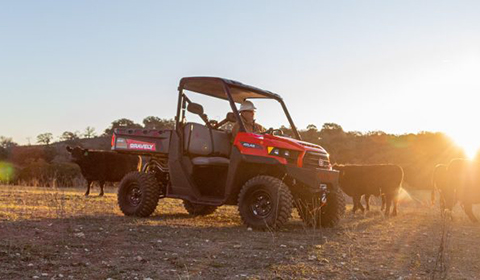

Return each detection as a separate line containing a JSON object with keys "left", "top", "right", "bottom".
{"left": 231, "top": 116, "right": 266, "bottom": 140}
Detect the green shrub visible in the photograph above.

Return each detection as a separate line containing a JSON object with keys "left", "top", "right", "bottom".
{"left": 0, "top": 162, "right": 16, "bottom": 184}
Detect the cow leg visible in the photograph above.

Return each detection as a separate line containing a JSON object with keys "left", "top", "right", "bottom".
{"left": 392, "top": 193, "right": 399, "bottom": 216}
{"left": 439, "top": 196, "right": 446, "bottom": 217}
{"left": 463, "top": 203, "right": 479, "bottom": 223}
{"left": 365, "top": 194, "right": 371, "bottom": 211}
{"left": 352, "top": 196, "right": 358, "bottom": 214}
{"left": 99, "top": 181, "right": 105, "bottom": 196}
{"left": 85, "top": 180, "right": 92, "bottom": 196}
{"left": 357, "top": 195, "right": 365, "bottom": 213}
{"left": 359, "top": 201, "right": 365, "bottom": 213}
{"left": 381, "top": 194, "right": 386, "bottom": 211}
{"left": 384, "top": 194, "right": 392, "bottom": 217}
{"left": 352, "top": 195, "right": 362, "bottom": 214}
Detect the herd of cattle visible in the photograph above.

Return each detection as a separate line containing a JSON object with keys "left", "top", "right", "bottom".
{"left": 66, "top": 146, "right": 480, "bottom": 222}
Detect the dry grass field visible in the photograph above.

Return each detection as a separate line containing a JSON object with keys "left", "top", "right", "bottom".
{"left": 1, "top": 185, "right": 480, "bottom": 280}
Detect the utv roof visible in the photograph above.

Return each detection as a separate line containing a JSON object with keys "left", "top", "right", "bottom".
{"left": 179, "top": 76, "right": 282, "bottom": 103}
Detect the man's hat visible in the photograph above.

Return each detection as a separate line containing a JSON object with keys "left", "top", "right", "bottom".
{"left": 239, "top": 100, "right": 257, "bottom": 112}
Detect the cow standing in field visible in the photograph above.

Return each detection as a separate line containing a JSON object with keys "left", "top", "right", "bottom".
{"left": 66, "top": 146, "right": 139, "bottom": 196}
{"left": 435, "top": 159, "right": 480, "bottom": 222}
{"left": 334, "top": 164, "right": 404, "bottom": 216}
{"left": 364, "top": 193, "right": 386, "bottom": 212}
{"left": 431, "top": 164, "right": 448, "bottom": 214}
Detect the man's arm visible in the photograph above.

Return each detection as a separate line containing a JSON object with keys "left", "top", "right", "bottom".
{"left": 255, "top": 123, "right": 266, "bottom": 133}
{"left": 231, "top": 123, "right": 239, "bottom": 143}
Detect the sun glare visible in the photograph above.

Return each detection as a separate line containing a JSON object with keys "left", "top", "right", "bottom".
{"left": 449, "top": 132, "right": 480, "bottom": 159}
{"left": 463, "top": 145, "right": 479, "bottom": 160}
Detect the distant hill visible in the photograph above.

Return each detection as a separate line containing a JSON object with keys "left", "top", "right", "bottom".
{"left": 10, "top": 136, "right": 111, "bottom": 165}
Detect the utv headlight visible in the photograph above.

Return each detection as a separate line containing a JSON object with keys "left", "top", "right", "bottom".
{"left": 267, "top": 147, "right": 299, "bottom": 163}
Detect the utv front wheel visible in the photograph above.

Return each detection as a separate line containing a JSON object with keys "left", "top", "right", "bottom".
{"left": 118, "top": 172, "right": 160, "bottom": 217}
{"left": 320, "top": 184, "right": 346, "bottom": 228}
{"left": 238, "top": 176, "right": 293, "bottom": 230}
{"left": 183, "top": 200, "right": 217, "bottom": 216}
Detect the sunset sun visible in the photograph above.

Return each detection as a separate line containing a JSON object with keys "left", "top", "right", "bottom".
{"left": 449, "top": 132, "right": 480, "bottom": 159}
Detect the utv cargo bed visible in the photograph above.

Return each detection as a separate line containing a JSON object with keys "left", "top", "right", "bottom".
{"left": 112, "top": 128, "right": 171, "bottom": 155}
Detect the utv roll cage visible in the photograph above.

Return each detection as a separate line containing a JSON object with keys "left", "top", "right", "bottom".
{"left": 176, "top": 77, "right": 302, "bottom": 140}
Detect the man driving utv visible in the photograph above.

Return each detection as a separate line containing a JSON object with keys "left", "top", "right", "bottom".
{"left": 231, "top": 100, "right": 266, "bottom": 139}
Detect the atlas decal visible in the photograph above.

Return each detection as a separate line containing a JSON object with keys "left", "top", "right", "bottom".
{"left": 126, "top": 139, "right": 156, "bottom": 151}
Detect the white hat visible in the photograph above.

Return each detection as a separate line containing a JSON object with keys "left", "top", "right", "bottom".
{"left": 239, "top": 100, "right": 257, "bottom": 112}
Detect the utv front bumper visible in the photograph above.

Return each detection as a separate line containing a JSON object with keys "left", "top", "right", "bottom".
{"left": 285, "top": 165, "right": 339, "bottom": 194}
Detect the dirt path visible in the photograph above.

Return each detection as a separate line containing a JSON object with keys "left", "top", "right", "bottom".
{"left": 443, "top": 212, "right": 480, "bottom": 280}
{"left": 0, "top": 186, "right": 479, "bottom": 279}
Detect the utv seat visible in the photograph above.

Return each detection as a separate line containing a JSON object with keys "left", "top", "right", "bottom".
{"left": 184, "top": 123, "right": 231, "bottom": 166}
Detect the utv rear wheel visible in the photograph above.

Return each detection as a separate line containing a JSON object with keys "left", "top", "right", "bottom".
{"left": 183, "top": 200, "right": 217, "bottom": 216}
{"left": 118, "top": 171, "right": 160, "bottom": 217}
{"left": 238, "top": 176, "right": 293, "bottom": 230}
{"left": 320, "top": 184, "right": 346, "bottom": 228}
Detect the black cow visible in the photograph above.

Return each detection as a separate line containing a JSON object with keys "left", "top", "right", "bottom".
{"left": 437, "top": 159, "right": 480, "bottom": 222}
{"left": 334, "top": 164, "right": 404, "bottom": 216}
{"left": 66, "top": 146, "right": 139, "bottom": 196}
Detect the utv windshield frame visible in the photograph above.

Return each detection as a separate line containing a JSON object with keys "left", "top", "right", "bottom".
{"left": 176, "top": 77, "right": 301, "bottom": 140}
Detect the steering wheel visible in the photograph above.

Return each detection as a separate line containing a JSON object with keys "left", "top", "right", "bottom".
{"left": 208, "top": 120, "right": 219, "bottom": 127}
{"left": 265, "top": 128, "right": 284, "bottom": 136}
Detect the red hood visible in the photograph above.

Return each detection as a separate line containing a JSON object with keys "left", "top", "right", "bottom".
{"left": 263, "top": 134, "right": 328, "bottom": 154}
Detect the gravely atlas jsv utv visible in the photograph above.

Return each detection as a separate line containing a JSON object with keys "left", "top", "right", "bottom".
{"left": 112, "top": 77, "right": 345, "bottom": 230}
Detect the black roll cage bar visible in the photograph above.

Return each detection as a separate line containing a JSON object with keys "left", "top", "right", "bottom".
{"left": 175, "top": 77, "right": 301, "bottom": 140}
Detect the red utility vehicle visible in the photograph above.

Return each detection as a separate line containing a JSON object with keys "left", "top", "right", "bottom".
{"left": 112, "top": 77, "right": 345, "bottom": 230}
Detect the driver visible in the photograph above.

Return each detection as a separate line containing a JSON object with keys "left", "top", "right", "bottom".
{"left": 231, "top": 100, "right": 266, "bottom": 140}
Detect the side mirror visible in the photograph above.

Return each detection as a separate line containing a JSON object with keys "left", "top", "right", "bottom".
{"left": 187, "top": 103, "right": 204, "bottom": 115}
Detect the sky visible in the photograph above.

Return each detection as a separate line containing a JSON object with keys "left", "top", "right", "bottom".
{"left": 1, "top": 1, "right": 480, "bottom": 151}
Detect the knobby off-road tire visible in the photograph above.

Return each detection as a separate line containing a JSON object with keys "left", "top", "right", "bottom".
{"left": 296, "top": 200, "right": 323, "bottom": 229}
{"left": 320, "top": 184, "right": 346, "bottom": 228}
{"left": 238, "top": 175, "right": 293, "bottom": 230}
{"left": 183, "top": 200, "right": 217, "bottom": 216}
{"left": 117, "top": 171, "right": 160, "bottom": 217}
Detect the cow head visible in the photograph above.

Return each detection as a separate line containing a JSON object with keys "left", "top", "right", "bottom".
{"left": 332, "top": 164, "right": 345, "bottom": 181}
{"left": 433, "top": 164, "right": 448, "bottom": 191}
{"left": 66, "top": 146, "right": 89, "bottom": 162}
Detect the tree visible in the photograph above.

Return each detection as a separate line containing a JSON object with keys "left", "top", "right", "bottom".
{"left": 306, "top": 124, "right": 318, "bottom": 131}
{"left": 37, "top": 133, "right": 53, "bottom": 145}
{"left": 143, "top": 116, "right": 175, "bottom": 130}
{"left": 321, "top": 123, "right": 344, "bottom": 132}
{"left": 279, "top": 125, "right": 293, "bottom": 137}
{"left": 59, "top": 131, "right": 80, "bottom": 142}
{"left": 0, "top": 136, "right": 18, "bottom": 160}
{"left": 83, "top": 126, "right": 96, "bottom": 138}
{"left": 366, "top": 130, "right": 387, "bottom": 136}
{"left": 301, "top": 124, "right": 321, "bottom": 144}
{"left": 103, "top": 118, "right": 142, "bottom": 136}
{"left": 0, "top": 136, "right": 17, "bottom": 149}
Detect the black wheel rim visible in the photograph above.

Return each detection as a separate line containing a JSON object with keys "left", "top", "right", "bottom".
{"left": 127, "top": 183, "right": 142, "bottom": 206}
{"left": 249, "top": 189, "right": 272, "bottom": 218}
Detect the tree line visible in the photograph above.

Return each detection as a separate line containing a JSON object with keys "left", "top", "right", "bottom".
{"left": 0, "top": 118, "right": 471, "bottom": 190}
{"left": 9, "top": 116, "right": 175, "bottom": 146}
{"left": 0, "top": 116, "right": 175, "bottom": 186}
{"left": 292, "top": 123, "right": 467, "bottom": 189}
